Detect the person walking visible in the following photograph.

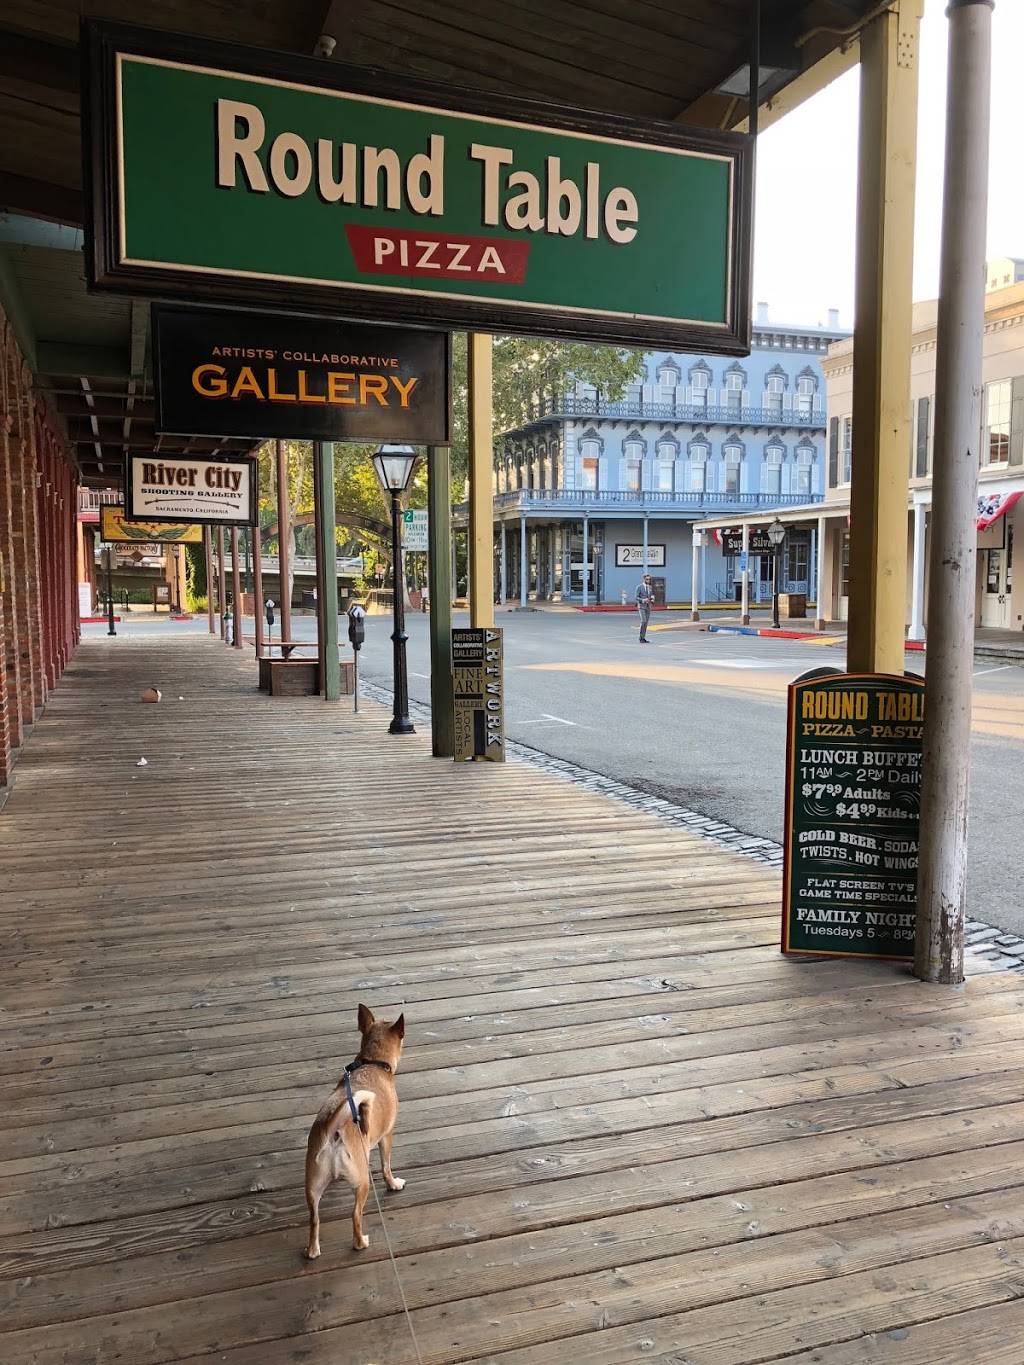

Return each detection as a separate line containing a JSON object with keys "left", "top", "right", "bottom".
{"left": 636, "top": 573, "right": 655, "bottom": 643}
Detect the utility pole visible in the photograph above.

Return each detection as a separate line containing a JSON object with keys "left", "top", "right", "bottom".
{"left": 916, "top": 0, "right": 994, "bottom": 985}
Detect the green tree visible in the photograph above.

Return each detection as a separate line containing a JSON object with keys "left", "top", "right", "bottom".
{"left": 448, "top": 334, "right": 644, "bottom": 492}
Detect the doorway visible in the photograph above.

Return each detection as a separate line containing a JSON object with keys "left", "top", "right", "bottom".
{"left": 981, "top": 525, "right": 1013, "bottom": 629}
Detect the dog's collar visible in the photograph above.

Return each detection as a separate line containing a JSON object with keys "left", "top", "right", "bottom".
{"left": 345, "top": 1055, "right": 393, "bottom": 1076}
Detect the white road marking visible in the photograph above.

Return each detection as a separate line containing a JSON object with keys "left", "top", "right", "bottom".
{"left": 517, "top": 713, "right": 578, "bottom": 726}
{"left": 410, "top": 671, "right": 430, "bottom": 678}
{"left": 690, "top": 658, "right": 787, "bottom": 670}
{"left": 973, "top": 665, "right": 1013, "bottom": 677}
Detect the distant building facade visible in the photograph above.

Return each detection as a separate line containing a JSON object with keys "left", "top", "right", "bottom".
{"left": 483, "top": 307, "right": 846, "bottom": 606}
{"left": 694, "top": 273, "right": 1024, "bottom": 635}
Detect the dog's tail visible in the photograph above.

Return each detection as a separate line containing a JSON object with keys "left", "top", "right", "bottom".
{"left": 307, "top": 1088, "right": 374, "bottom": 1159}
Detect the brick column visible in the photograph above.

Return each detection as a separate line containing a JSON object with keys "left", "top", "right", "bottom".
{"left": 0, "top": 329, "right": 24, "bottom": 750}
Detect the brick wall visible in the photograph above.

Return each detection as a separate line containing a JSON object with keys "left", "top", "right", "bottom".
{"left": 0, "top": 311, "right": 79, "bottom": 795}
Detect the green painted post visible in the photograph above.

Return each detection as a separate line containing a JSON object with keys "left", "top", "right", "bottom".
{"left": 316, "top": 440, "right": 341, "bottom": 701}
{"left": 427, "top": 445, "right": 454, "bottom": 756}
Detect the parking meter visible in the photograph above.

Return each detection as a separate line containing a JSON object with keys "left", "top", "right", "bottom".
{"left": 347, "top": 604, "right": 366, "bottom": 713}
{"left": 347, "top": 603, "right": 366, "bottom": 651}
{"left": 265, "top": 598, "right": 275, "bottom": 628}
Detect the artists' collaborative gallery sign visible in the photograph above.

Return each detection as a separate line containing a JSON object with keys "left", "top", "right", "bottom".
{"left": 83, "top": 22, "right": 752, "bottom": 351}
{"left": 125, "top": 453, "right": 257, "bottom": 527}
{"left": 99, "top": 504, "right": 202, "bottom": 543}
{"left": 153, "top": 306, "right": 450, "bottom": 444}
{"left": 782, "top": 670, "right": 925, "bottom": 962}
{"left": 452, "top": 627, "right": 504, "bottom": 763}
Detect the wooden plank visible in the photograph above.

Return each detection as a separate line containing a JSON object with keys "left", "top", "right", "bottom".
{"left": 1, "top": 635, "right": 1018, "bottom": 1365}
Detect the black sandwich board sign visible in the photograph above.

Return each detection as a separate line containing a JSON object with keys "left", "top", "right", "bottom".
{"left": 782, "top": 669, "right": 925, "bottom": 962}
{"left": 83, "top": 20, "right": 752, "bottom": 352}
{"left": 452, "top": 627, "right": 504, "bottom": 762}
{"left": 153, "top": 306, "right": 451, "bottom": 445}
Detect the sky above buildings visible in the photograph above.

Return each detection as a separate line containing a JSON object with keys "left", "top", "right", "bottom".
{"left": 752, "top": 0, "right": 1022, "bottom": 329}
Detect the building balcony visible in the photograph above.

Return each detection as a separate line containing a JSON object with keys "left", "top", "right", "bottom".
{"left": 485, "top": 489, "right": 823, "bottom": 516}
{"left": 513, "top": 395, "right": 826, "bottom": 429}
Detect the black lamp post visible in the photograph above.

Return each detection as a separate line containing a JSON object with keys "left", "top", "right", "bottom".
{"left": 372, "top": 444, "right": 420, "bottom": 735}
{"left": 767, "top": 517, "right": 786, "bottom": 630}
{"left": 105, "top": 545, "right": 117, "bottom": 636}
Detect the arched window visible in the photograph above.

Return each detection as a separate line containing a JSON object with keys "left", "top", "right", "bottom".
{"left": 795, "top": 369, "right": 818, "bottom": 416}
{"left": 723, "top": 440, "right": 744, "bottom": 495}
{"left": 579, "top": 433, "right": 601, "bottom": 491}
{"left": 621, "top": 437, "right": 645, "bottom": 493}
{"left": 723, "top": 364, "right": 746, "bottom": 412}
{"left": 765, "top": 367, "right": 786, "bottom": 415}
{"left": 655, "top": 437, "right": 679, "bottom": 493}
{"left": 763, "top": 440, "right": 785, "bottom": 495}
{"left": 688, "top": 362, "right": 712, "bottom": 409}
{"left": 688, "top": 437, "right": 710, "bottom": 493}
{"left": 795, "top": 442, "right": 816, "bottom": 497}
{"left": 657, "top": 359, "right": 680, "bottom": 397}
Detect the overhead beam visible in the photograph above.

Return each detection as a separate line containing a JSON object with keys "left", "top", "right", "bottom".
{"left": 0, "top": 172, "right": 83, "bottom": 227}
{"left": 36, "top": 342, "right": 129, "bottom": 380}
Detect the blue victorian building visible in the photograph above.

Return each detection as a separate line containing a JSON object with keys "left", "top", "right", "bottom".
{"left": 490, "top": 306, "right": 846, "bottom": 606}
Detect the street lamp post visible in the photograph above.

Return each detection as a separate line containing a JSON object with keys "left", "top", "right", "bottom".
{"left": 767, "top": 517, "right": 786, "bottom": 631}
{"left": 105, "top": 545, "right": 117, "bottom": 637}
{"left": 372, "top": 444, "right": 420, "bottom": 735}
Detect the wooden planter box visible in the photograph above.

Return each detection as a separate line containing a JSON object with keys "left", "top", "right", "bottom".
{"left": 257, "top": 656, "right": 355, "bottom": 696}
{"left": 779, "top": 592, "right": 807, "bottom": 619}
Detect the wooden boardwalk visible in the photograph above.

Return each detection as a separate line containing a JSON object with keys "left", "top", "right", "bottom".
{"left": 2, "top": 635, "right": 1024, "bottom": 1364}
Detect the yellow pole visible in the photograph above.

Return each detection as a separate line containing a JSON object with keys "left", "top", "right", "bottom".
{"left": 847, "top": 1, "right": 923, "bottom": 676}
{"left": 468, "top": 333, "right": 495, "bottom": 629}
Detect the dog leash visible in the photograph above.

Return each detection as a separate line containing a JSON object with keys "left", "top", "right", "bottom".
{"left": 355, "top": 1122, "right": 426, "bottom": 1365}
{"left": 344, "top": 1058, "right": 424, "bottom": 1365}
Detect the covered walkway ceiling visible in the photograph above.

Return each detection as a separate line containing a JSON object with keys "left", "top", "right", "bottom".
{"left": 0, "top": 0, "right": 882, "bottom": 484}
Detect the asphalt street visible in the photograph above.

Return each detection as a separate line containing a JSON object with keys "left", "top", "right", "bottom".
{"left": 351, "top": 607, "right": 1024, "bottom": 937}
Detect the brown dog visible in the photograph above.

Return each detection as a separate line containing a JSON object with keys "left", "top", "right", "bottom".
{"left": 304, "top": 1004, "right": 406, "bottom": 1258}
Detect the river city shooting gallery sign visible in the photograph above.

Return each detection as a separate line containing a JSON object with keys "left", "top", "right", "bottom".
{"left": 125, "top": 453, "right": 257, "bottom": 527}
{"left": 99, "top": 504, "right": 202, "bottom": 543}
{"left": 782, "top": 671, "right": 925, "bottom": 962}
{"left": 153, "top": 306, "right": 450, "bottom": 444}
{"left": 452, "top": 627, "right": 504, "bottom": 763}
{"left": 83, "top": 22, "right": 751, "bottom": 351}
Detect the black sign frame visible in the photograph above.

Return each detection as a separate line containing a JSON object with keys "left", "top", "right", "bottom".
{"left": 152, "top": 305, "right": 452, "bottom": 445}
{"left": 782, "top": 668, "right": 925, "bottom": 963}
{"left": 124, "top": 451, "right": 259, "bottom": 528}
{"left": 82, "top": 19, "right": 753, "bottom": 354}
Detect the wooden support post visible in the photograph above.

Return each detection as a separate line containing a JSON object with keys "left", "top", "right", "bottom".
{"left": 909, "top": 498, "right": 927, "bottom": 642}
{"left": 314, "top": 440, "right": 340, "bottom": 701}
{"left": 815, "top": 515, "right": 829, "bottom": 630}
{"left": 252, "top": 522, "right": 265, "bottom": 658}
{"left": 275, "top": 440, "right": 293, "bottom": 649}
{"left": 582, "top": 516, "right": 589, "bottom": 608}
{"left": 740, "top": 524, "right": 750, "bottom": 623}
{"left": 916, "top": 0, "right": 993, "bottom": 987}
{"left": 468, "top": 333, "right": 494, "bottom": 628}
{"left": 519, "top": 513, "right": 527, "bottom": 608}
{"left": 204, "top": 527, "right": 215, "bottom": 634}
{"left": 502, "top": 518, "right": 510, "bottom": 606}
{"left": 230, "top": 528, "right": 243, "bottom": 648}
{"left": 427, "top": 445, "right": 454, "bottom": 757}
{"left": 217, "top": 528, "right": 228, "bottom": 641}
{"left": 847, "top": 1, "right": 923, "bottom": 674}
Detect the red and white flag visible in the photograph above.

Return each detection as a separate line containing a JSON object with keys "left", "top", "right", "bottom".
{"left": 977, "top": 489, "right": 1023, "bottom": 530}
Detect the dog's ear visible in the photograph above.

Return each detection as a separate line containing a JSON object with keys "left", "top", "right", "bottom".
{"left": 391, "top": 1013, "right": 405, "bottom": 1041}
{"left": 357, "top": 1003, "right": 375, "bottom": 1034}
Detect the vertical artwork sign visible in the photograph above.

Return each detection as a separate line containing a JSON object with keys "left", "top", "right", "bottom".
{"left": 452, "top": 627, "right": 505, "bottom": 762}
{"left": 782, "top": 670, "right": 925, "bottom": 961}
